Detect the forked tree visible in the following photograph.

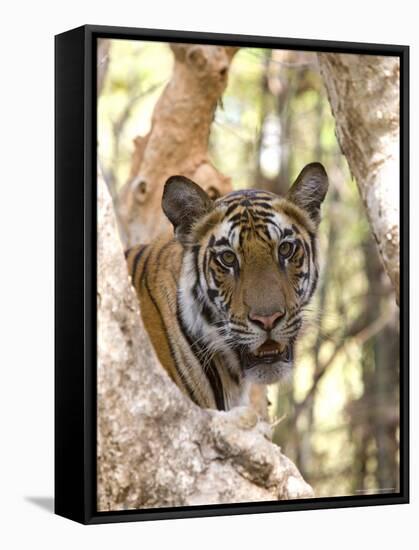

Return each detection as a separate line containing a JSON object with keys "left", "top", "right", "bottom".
{"left": 118, "top": 44, "right": 238, "bottom": 245}
{"left": 318, "top": 53, "right": 400, "bottom": 303}
{"left": 96, "top": 45, "right": 401, "bottom": 509}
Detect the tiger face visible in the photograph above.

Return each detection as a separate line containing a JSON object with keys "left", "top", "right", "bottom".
{"left": 163, "top": 163, "right": 328, "bottom": 387}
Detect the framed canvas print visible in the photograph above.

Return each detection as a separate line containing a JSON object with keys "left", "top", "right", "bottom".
{"left": 55, "top": 25, "right": 409, "bottom": 524}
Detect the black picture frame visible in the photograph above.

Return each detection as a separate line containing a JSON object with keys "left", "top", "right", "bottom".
{"left": 55, "top": 24, "right": 409, "bottom": 525}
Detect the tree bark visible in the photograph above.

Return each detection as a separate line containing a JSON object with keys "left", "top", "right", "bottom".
{"left": 317, "top": 53, "right": 400, "bottom": 303}
{"left": 117, "top": 44, "right": 238, "bottom": 246}
{"left": 97, "top": 171, "right": 313, "bottom": 510}
{"left": 97, "top": 39, "right": 110, "bottom": 96}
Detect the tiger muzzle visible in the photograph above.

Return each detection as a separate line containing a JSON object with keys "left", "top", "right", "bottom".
{"left": 241, "top": 339, "right": 293, "bottom": 369}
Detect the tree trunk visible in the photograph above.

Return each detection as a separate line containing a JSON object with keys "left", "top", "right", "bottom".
{"left": 118, "top": 44, "right": 238, "bottom": 247}
{"left": 97, "top": 170, "right": 313, "bottom": 511}
{"left": 317, "top": 53, "right": 400, "bottom": 303}
{"left": 97, "top": 39, "right": 110, "bottom": 96}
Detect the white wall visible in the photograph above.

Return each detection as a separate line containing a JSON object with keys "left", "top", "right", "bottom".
{"left": 0, "top": 1, "right": 415, "bottom": 548}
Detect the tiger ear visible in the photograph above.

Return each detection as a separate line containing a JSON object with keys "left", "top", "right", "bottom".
{"left": 162, "top": 175, "right": 214, "bottom": 244}
{"left": 286, "top": 163, "right": 329, "bottom": 225}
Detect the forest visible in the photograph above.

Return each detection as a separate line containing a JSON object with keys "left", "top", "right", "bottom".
{"left": 97, "top": 39, "right": 400, "bottom": 508}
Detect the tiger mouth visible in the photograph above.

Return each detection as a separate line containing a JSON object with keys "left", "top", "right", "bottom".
{"left": 242, "top": 339, "right": 292, "bottom": 369}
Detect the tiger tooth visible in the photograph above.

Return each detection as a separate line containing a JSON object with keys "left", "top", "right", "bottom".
{"left": 256, "top": 350, "right": 279, "bottom": 357}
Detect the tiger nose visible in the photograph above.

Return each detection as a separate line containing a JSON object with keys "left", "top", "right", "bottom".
{"left": 248, "top": 310, "right": 285, "bottom": 331}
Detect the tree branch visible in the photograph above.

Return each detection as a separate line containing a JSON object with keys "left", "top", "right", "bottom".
{"left": 97, "top": 171, "right": 313, "bottom": 510}
{"left": 317, "top": 53, "right": 400, "bottom": 303}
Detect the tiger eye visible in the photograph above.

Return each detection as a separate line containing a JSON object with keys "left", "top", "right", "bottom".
{"left": 219, "top": 250, "right": 237, "bottom": 267}
{"left": 278, "top": 241, "right": 294, "bottom": 259}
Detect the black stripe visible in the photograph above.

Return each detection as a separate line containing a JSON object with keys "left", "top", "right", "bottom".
{"left": 228, "top": 367, "right": 240, "bottom": 386}
{"left": 286, "top": 318, "right": 303, "bottom": 331}
{"left": 139, "top": 247, "right": 152, "bottom": 285}
{"left": 306, "top": 266, "right": 319, "bottom": 302}
{"left": 257, "top": 225, "right": 273, "bottom": 243}
{"left": 214, "top": 237, "right": 230, "bottom": 247}
{"left": 231, "top": 327, "right": 252, "bottom": 335}
{"left": 143, "top": 275, "right": 199, "bottom": 406}
{"left": 294, "top": 240, "right": 305, "bottom": 268}
{"left": 223, "top": 290, "right": 233, "bottom": 311}
{"left": 207, "top": 288, "right": 219, "bottom": 302}
{"left": 201, "top": 300, "right": 219, "bottom": 326}
{"left": 247, "top": 211, "right": 276, "bottom": 221}
{"left": 225, "top": 202, "right": 240, "bottom": 217}
{"left": 203, "top": 361, "right": 225, "bottom": 411}
{"left": 309, "top": 231, "right": 317, "bottom": 264}
{"left": 304, "top": 232, "right": 318, "bottom": 302}
{"left": 191, "top": 245, "right": 204, "bottom": 312}
{"left": 223, "top": 189, "right": 273, "bottom": 200}
{"left": 230, "top": 317, "right": 248, "bottom": 328}
{"left": 302, "top": 238, "right": 311, "bottom": 286}
{"left": 203, "top": 247, "right": 210, "bottom": 278}
{"left": 246, "top": 201, "right": 273, "bottom": 209}
{"left": 132, "top": 245, "right": 148, "bottom": 283}
{"left": 190, "top": 250, "right": 220, "bottom": 327}
{"left": 228, "top": 219, "right": 243, "bottom": 235}
{"left": 296, "top": 269, "right": 308, "bottom": 279}
{"left": 209, "top": 266, "right": 222, "bottom": 287}
{"left": 227, "top": 212, "right": 242, "bottom": 224}
{"left": 139, "top": 244, "right": 199, "bottom": 404}
{"left": 278, "top": 255, "right": 286, "bottom": 271}
{"left": 176, "top": 305, "right": 225, "bottom": 410}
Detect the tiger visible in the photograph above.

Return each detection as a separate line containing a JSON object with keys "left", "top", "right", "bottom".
{"left": 125, "top": 162, "right": 328, "bottom": 411}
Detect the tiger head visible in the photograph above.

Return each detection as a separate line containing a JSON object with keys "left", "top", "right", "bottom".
{"left": 162, "top": 163, "right": 328, "bottom": 385}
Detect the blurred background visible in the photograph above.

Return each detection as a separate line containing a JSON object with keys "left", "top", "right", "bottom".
{"left": 98, "top": 40, "right": 400, "bottom": 499}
